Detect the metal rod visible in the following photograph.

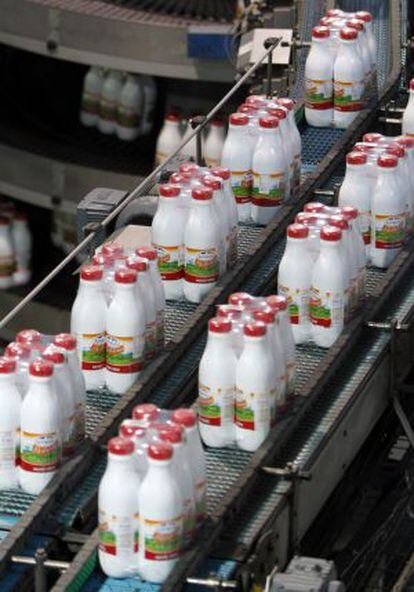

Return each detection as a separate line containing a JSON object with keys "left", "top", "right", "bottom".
{"left": 11, "top": 555, "right": 69, "bottom": 572}
{"left": 186, "top": 576, "right": 238, "bottom": 588}
{"left": 0, "top": 37, "right": 281, "bottom": 332}
{"left": 34, "top": 549, "right": 48, "bottom": 592}
{"left": 378, "top": 117, "right": 402, "bottom": 124}
{"left": 266, "top": 49, "right": 273, "bottom": 98}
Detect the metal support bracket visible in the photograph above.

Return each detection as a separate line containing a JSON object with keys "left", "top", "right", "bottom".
{"left": 186, "top": 575, "right": 238, "bottom": 589}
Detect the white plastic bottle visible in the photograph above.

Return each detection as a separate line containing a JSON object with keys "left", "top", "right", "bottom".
{"left": 4, "top": 342, "right": 31, "bottom": 397}
{"left": 334, "top": 27, "right": 365, "bottom": 129}
{"left": 116, "top": 74, "right": 143, "bottom": 141}
{"left": 181, "top": 118, "right": 197, "bottom": 161}
{"left": 198, "top": 318, "right": 236, "bottom": 448}
{"left": 338, "top": 151, "right": 372, "bottom": 254}
{"left": 0, "top": 216, "right": 14, "bottom": 289}
{"left": 0, "top": 357, "right": 21, "bottom": 489}
{"left": 141, "top": 76, "right": 157, "bottom": 136}
{"left": 386, "top": 144, "right": 413, "bottom": 234}
{"left": 183, "top": 186, "right": 221, "bottom": 303}
{"left": 155, "top": 113, "right": 182, "bottom": 166}
{"left": 70, "top": 265, "right": 107, "bottom": 390}
{"left": 106, "top": 268, "right": 145, "bottom": 394}
{"left": 221, "top": 113, "right": 253, "bottom": 222}
{"left": 276, "top": 98, "right": 302, "bottom": 194}
{"left": 310, "top": 226, "right": 345, "bottom": 348}
{"left": 235, "top": 322, "right": 273, "bottom": 451}
{"left": 305, "top": 26, "right": 335, "bottom": 127}
{"left": 210, "top": 167, "right": 238, "bottom": 269}
{"left": 98, "top": 70, "right": 123, "bottom": 135}
{"left": 98, "top": 437, "right": 140, "bottom": 578}
{"left": 370, "top": 154, "right": 406, "bottom": 269}
{"left": 202, "top": 175, "right": 229, "bottom": 274}
{"left": 152, "top": 184, "right": 187, "bottom": 301}
{"left": 11, "top": 213, "right": 32, "bottom": 285}
{"left": 53, "top": 333, "right": 86, "bottom": 446}
{"left": 127, "top": 257, "right": 157, "bottom": 361}
{"left": 328, "top": 215, "right": 354, "bottom": 317}
{"left": 158, "top": 426, "right": 196, "bottom": 546}
{"left": 278, "top": 223, "right": 313, "bottom": 344}
{"left": 42, "top": 347, "right": 76, "bottom": 457}
{"left": 19, "top": 360, "right": 62, "bottom": 494}
{"left": 267, "top": 105, "right": 294, "bottom": 195}
{"left": 204, "top": 119, "right": 226, "bottom": 167}
{"left": 251, "top": 116, "right": 288, "bottom": 225}
{"left": 171, "top": 408, "right": 206, "bottom": 525}
{"left": 266, "top": 295, "right": 296, "bottom": 400}
{"left": 133, "top": 403, "right": 160, "bottom": 428}
{"left": 341, "top": 205, "right": 367, "bottom": 303}
{"left": 346, "top": 19, "right": 371, "bottom": 84}
{"left": 139, "top": 443, "right": 183, "bottom": 583}
{"left": 80, "top": 66, "right": 104, "bottom": 127}
{"left": 136, "top": 247, "right": 166, "bottom": 353}
{"left": 355, "top": 11, "right": 377, "bottom": 74}
{"left": 119, "top": 421, "right": 148, "bottom": 478}
{"left": 396, "top": 135, "right": 414, "bottom": 225}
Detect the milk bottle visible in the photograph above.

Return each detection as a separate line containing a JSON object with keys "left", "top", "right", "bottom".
{"left": 98, "top": 70, "right": 123, "bottom": 135}
{"left": 396, "top": 135, "right": 414, "bottom": 220}
{"left": 158, "top": 426, "right": 196, "bottom": 546}
{"left": 221, "top": 113, "right": 253, "bottom": 222}
{"left": 402, "top": 80, "right": 414, "bottom": 137}
{"left": 181, "top": 118, "right": 198, "bottom": 161}
{"left": 19, "top": 360, "right": 62, "bottom": 494}
{"left": 42, "top": 346, "right": 76, "bottom": 457}
{"left": 183, "top": 186, "right": 221, "bottom": 303}
{"left": 341, "top": 205, "right": 366, "bottom": 303}
{"left": 310, "top": 226, "right": 345, "bottom": 348}
{"left": 141, "top": 76, "right": 157, "bottom": 136}
{"left": 0, "top": 357, "right": 21, "bottom": 489}
{"left": 0, "top": 217, "right": 14, "bottom": 289}
{"left": 251, "top": 116, "right": 288, "bottom": 225}
{"left": 4, "top": 342, "right": 30, "bottom": 397}
{"left": 276, "top": 98, "right": 302, "bottom": 193}
{"left": 133, "top": 403, "right": 160, "bottom": 427}
{"left": 171, "top": 408, "right": 206, "bottom": 524}
{"left": 136, "top": 247, "right": 166, "bottom": 353}
{"left": 371, "top": 154, "right": 406, "bottom": 269}
{"left": 266, "top": 295, "right": 296, "bottom": 400}
{"left": 11, "top": 213, "right": 32, "bottom": 285}
{"left": 98, "top": 437, "right": 140, "bottom": 578}
{"left": 210, "top": 167, "right": 238, "bottom": 269}
{"left": 198, "top": 318, "right": 236, "bottom": 448}
{"left": 155, "top": 113, "right": 182, "bottom": 166}
{"left": 278, "top": 223, "right": 313, "bottom": 344}
{"left": 338, "top": 151, "right": 372, "bottom": 254}
{"left": 151, "top": 184, "right": 186, "bottom": 301}
{"left": 355, "top": 11, "right": 377, "bottom": 75}
{"left": 334, "top": 27, "right": 365, "bottom": 129}
{"left": 71, "top": 265, "right": 107, "bottom": 390}
{"left": 203, "top": 175, "right": 229, "bottom": 273}
{"left": 80, "top": 66, "right": 104, "bottom": 127}
{"left": 119, "top": 421, "right": 148, "bottom": 478}
{"left": 305, "top": 26, "right": 335, "bottom": 127}
{"left": 385, "top": 145, "right": 413, "bottom": 233}
{"left": 139, "top": 442, "right": 183, "bottom": 583}
{"left": 53, "top": 333, "right": 86, "bottom": 445}
{"left": 204, "top": 119, "right": 225, "bottom": 167}
{"left": 327, "top": 216, "right": 354, "bottom": 316}
{"left": 235, "top": 322, "right": 273, "bottom": 451}
{"left": 106, "top": 268, "right": 145, "bottom": 394}
{"left": 116, "top": 74, "right": 143, "bottom": 141}
{"left": 346, "top": 20, "right": 371, "bottom": 82}
{"left": 127, "top": 257, "right": 157, "bottom": 361}
{"left": 267, "top": 105, "right": 294, "bottom": 194}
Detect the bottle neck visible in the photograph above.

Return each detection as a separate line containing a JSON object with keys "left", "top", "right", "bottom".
{"left": 285, "top": 237, "right": 308, "bottom": 253}
{"left": 113, "top": 283, "right": 136, "bottom": 300}
{"left": 228, "top": 125, "right": 248, "bottom": 138}
{"left": 27, "top": 377, "right": 53, "bottom": 396}
{"left": 320, "top": 240, "right": 341, "bottom": 253}
{"left": 345, "top": 164, "right": 367, "bottom": 178}
{"left": 207, "top": 332, "right": 233, "bottom": 349}
{"left": 243, "top": 336, "right": 267, "bottom": 350}
{"left": 159, "top": 197, "right": 179, "bottom": 210}
{"left": 0, "top": 374, "right": 16, "bottom": 386}
{"left": 106, "top": 453, "right": 135, "bottom": 474}
{"left": 147, "top": 459, "right": 173, "bottom": 477}
{"left": 79, "top": 280, "right": 103, "bottom": 294}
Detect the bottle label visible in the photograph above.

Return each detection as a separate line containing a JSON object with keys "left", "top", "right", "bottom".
{"left": 0, "top": 429, "right": 19, "bottom": 472}
{"left": 305, "top": 78, "right": 333, "bottom": 110}
{"left": 99, "top": 98, "right": 117, "bottom": 122}
{"left": 0, "top": 255, "right": 14, "bottom": 278}
{"left": 153, "top": 244, "right": 184, "bottom": 280}
{"left": 235, "top": 387, "right": 271, "bottom": 431}
{"left": 99, "top": 509, "right": 139, "bottom": 556}
{"left": 195, "top": 481, "right": 207, "bottom": 522}
{"left": 79, "top": 332, "right": 106, "bottom": 371}
{"left": 145, "top": 322, "right": 157, "bottom": 360}
{"left": 374, "top": 213, "right": 405, "bottom": 249}
{"left": 198, "top": 383, "right": 234, "bottom": 426}
{"left": 334, "top": 80, "right": 365, "bottom": 112}
{"left": 73, "top": 402, "right": 85, "bottom": 444}
{"left": 143, "top": 516, "right": 181, "bottom": 560}
{"left": 359, "top": 212, "right": 371, "bottom": 245}
{"left": 81, "top": 90, "right": 100, "bottom": 115}
{"left": 106, "top": 334, "right": 144, "bottom": 374}
{"left": 117, "top": 105, "right": 141, "bottom": 129}
{"left": 230, "top": 170, "right": 252, "bottom": 204}
{"left": 184, "top": 247, "right": 219, "bottom": 284}
{"left": 20, "top": 431, "right": 60, "bottom": 473}
{"left": 278, "top": 284, "right": 309, "bottom": 325}
{"left": 309, "top": 287, "right": 344, "bottom": 328}
{"left": 252, "top": 172, "right": 286, "bottom": 207}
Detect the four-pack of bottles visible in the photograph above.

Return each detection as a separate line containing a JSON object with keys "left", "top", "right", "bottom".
{"left": 197, "top": 292, "right": 296, "bottom": 452}
{"left": 278, "top": 204, "right": 367, "bottom": 348}
{"left": 98, "top": 405, "right": 206, "bottom": 583}
{"left": 0, "top": 330, "right": 86, "bottom": 494}
{"left": 0, "top": 200, "right": 32, "bottom": 288}
{"left": 80, "top": 67, "right": 157, "bottom": 141}
{"left": 71, "top": 244, "right": 165, "bottom": 394}
{"left": 305, "top": 8, "right": 377, "bottom": 129}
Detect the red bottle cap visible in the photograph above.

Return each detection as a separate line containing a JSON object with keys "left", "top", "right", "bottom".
{"left": 396, "top": 136, "right": 414, "bottom": 149}
{"left": 159, "top": 184, "right": 181, "bottom": 198}
{"left": 209, "top": 318, "right": 232, "bottom": 333}
{"left": 287, "top": 223, "right": 309, "bottom": 239}
{"left": 386, "top": 145, "right": 405, "bottom": 159}
{"left": 312, "top": 25, "right": 330, "bottom": 39}
{"left": 304, "top": 202, "right": 325, "bottom": 213}
{"left": 320, "top": 225, "right": 342, "bottom": 241}
{"left": 29, "top": 359, "right": 54, "bottom": 378}
{"left": 346, "top": 19, "right": 365, "bottom": 32}
{"left": 237, "top": 104, "right": 256, "bottom": 115}
{"left": 0, "top": 357, "right": 16, "bottom": 374}
{"left": 346, "top": 151, "right": 367, "bottom": 165}
{"left": 136, "top": 247, "right": 157, "bottom": 261}
{"left": 42, "top": 346, "right": 65, "bottom": 365}
{"left": 253, "top": 309, "right": 275, "bottom": 324}
{"left": 148, "top": 442, "right": 173, "bottom": 461}
{"left": 341, "top": 206, "right": 359, "bottom": 220}
{"left": 170, "top": 173, "right": 188, "bottom": 185}
{"left": 328, "top": 215, "right": 349, "bottom": 231}
{"left": 171, "top": 408, "right": 196, "bottom": 428}
{"left": 244, "top": 322, "right": 266, "bottom": 337}
{"left": 158, "top": 427, "right": 183, "bottom": 445}
{"left": 102, "top": 242, "right": 124, "bottom": 256}
{"left": 203, "top": 176, "right": 222, "bottom": 191}
{"left": 108, "top": 436, "right": 135, "bottom": 455}
{"left": 126, "top": 257, "right": 147, "bottom": 272}
{"left": 295, "top": 213, "right": 319, "bottom": 225}
{"left": 133, "top": 403, "right": 160, "bottom": 422}
{"left": 276, "top": 98, "right": 295, "bottom": 111}
{"left": 80, "top": 265, "right": 103, "bottom": 281}
{"left": 363, "top": 132, "right": 384, "bottom": 143}
{"left": 340, "top": 27, "right": 358, "bottom": 41}
{"left": 53, "top": 333, "right": 77, "bottom": 351}
{"left": 228, "top": 292, "right": 253, "bottom": 306}
{"left": 326, "top": 8, "right": 344, "bottom": 17}
{"left": 179, "top": 162, "right": 200, "bottom": 174}
{"left": 229, "top": 113, "right": 249, "bottom": 126}
{"left": 266, "top": 295, "right": 287, "bottom": 311}
{"left": 192, "top": 187, "right": 213, "bottom": 201}
{"left": 259, "top": 116, "right": 279, "bottom": 129}
{"left": 216, "top": 305, "right": 243, "bottom": 320}
{"left": 377, "top": 154, "right": 398, "bottom": 168}
{"left": 211, "top": 167, "right": 231, "bottom": 180}
{"left": 4, "top": 342, "right": 31, "bottom": 360}
{"left": 165, "top": 113, "right": 180, "bottom": 122}
{"left": 16, "top": 329, "right": 41, "bottom": 346}
{"left": 410, "top": 79, "right": 414, "bottom": 91}
{"left": 119, "top": 422, "right": 146, "bottom": 439}
{"left": 355, "top": 11, "right": 372, "bottom": 23}
{"left": 267, "top": 106, "right": 287, "bottom": 120}
{"left": 115, "top": 269, "right": 137, "bottom": 284}
{"left": 211, "top": 118, "right": 224, "bottom": 127}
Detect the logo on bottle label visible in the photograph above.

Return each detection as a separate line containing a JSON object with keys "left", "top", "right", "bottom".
{"left": 184, "top": 247, "right": 219, "bottom": 284}
{"left": 81, "top": 90, "right": 100, "bottom": 116}
{"left": 153, "top": 244, "right": 184, "bottom": 280}
{"left": 252, "top": 172, "right": 286, "bottom": 207}
{"left": 0, "top": 429, "right": 19, "bottom": 472}
{"left": 99, "top": 98, "right": 117, "bottom": 122}
{"left": 0, "top": 255, "right": 14, "bottom": 278}
{"left": 235, "top": 387, "right": 271, "bottom": 431}
{"left": 309, "top": 287, "right": 344, "bottom": 328}
{"left": 198, "top": 383, "right": 234, "bottom": 427}
{"left": 334, "top": 80, "right": 365, "bottom": 112}
{"left": 305, "top": 78, "right": 333, "bottom": 110}
{"left": 106, "top": 334, "right": 144, "bottom": 374}
{"left": 99, "top": 509, "right": 139, "bottom": 556}
{"left": 230, "top": 170, "right": 252, "bottom": 204}
{"left": 143, "top": 516, "right": 181, "bottom": 561}
{"left": 117, "top": 105, "right": 141, "bottom": 129}
{"left": 278, "top": 284, "right": 309, "bottom": 325}
{"left": 20, "top": 431, "right": 61, "bottom": 473}
{"left": 373, "top": 213, "right": 405, "bottom": 249}
{"left": 79, "top": 332, "right": 106, "bottom": 371}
